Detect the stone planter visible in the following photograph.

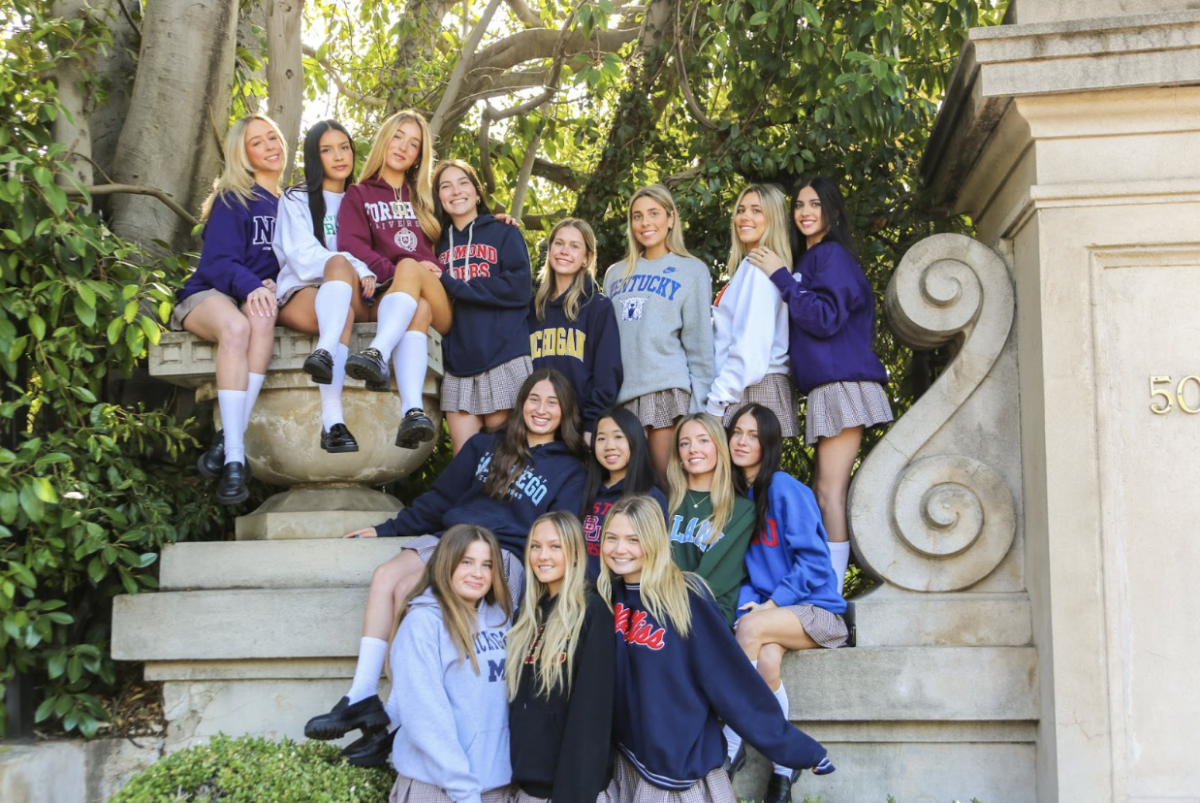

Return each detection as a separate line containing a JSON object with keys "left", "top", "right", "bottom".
{"left": 149, "top": 323, "right": 443, "bottom": 539}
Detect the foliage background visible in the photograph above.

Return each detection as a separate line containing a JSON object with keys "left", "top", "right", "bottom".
{"left": 2, "top": 0, "right": 1005, "bottom": 738}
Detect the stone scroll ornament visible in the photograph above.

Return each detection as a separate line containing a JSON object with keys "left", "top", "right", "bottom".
{"left": 847, "top": 234, "right": 1016, "bottom": 592}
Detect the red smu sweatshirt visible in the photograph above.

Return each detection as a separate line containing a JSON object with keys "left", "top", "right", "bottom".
{"left": 336, "top": 177, "right": 437, "bottom": 283}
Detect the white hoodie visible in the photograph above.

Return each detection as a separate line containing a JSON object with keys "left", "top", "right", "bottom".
{"left": 272, "top": 188, "right": 372, "bottom": 300}
{"left": 387, "top": 588, "right": 513, "bottom": 803}
{"left": 706, "top": 257, "right": 791, "bottom": 417}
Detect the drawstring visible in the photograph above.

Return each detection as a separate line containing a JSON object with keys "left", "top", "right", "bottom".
{"left": 447, "top": 219, "right": 476, "bottom": 279}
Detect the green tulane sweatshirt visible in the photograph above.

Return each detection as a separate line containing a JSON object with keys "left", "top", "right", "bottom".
{"left": 669, "top": 492, "right": 756, "bottom": 625}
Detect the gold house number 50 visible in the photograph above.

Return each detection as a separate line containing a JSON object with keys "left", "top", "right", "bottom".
{"left": 1149, "top": 375, "right": 1200, "bottom": 414}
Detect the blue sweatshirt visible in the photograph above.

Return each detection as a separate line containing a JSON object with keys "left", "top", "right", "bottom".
{"left": 610, "top": 579, "right": 828, "bottom": 789}
{"left": 179, "top": 186, "right": 280, "bottom": 303}
{"left": 374, "top": 432, "right": 586, "bottom": 557}
{"left": 582, "top": 481, "right": 669, "bottom": 580}
{"left": 768, "top": 240, "right": 888, "bottom": 394}
{"left": 388, "top": 589, "right": 512, "bottom": 803}
{"left": 438, "top": 214, "right": 533, "bottom": 377}
{"left": 737, "top": 472, "right": 846, "bottom": 616}
{"left": 528, "top": 278, "right": 623, "bottom": 433}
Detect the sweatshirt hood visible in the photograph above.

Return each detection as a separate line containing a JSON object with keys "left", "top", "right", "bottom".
{"left": 447, "top": 212, "right": 498, "bottom": 237}
{"left": 550, "top": 274, "right": 600, "bottom": 306}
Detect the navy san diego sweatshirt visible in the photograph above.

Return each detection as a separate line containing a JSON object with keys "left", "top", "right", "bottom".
{"left": 610, "top": 579, "right": 828, "bottom": 789}
{"left": 178, "top": 186, "right": 279, "bottom": 303}
{"left": 438, "top": 214, "right": 532, "bottom": 377}
{"left": 768, "top": 239, "right": 888, "bottom": 394}
{"left": 582, "top": 481, "right": 668, "bottom": 580}
{"left": 527, "top": 278, "right": 623, "bottom": 433}
{"left": 374, "top": 432, "right": 585, "bottom": 557}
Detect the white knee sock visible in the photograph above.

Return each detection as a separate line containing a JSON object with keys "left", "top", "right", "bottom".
{"left": 368, "top": 292, "right": 417, "bottom": 357}
{"left": 346, "top": 636, "right": 389, "bottom": 704}
{"left": 771, "top": 683, "right": 792, "bottom": 776}
{"left": 393, "top": 331, "right": 428, "bottom": 412}
{"left": 244, "top": 372, "right": 266, "bottom": 432}
{"left": 315, "top": 280, "right": 354, "bottom": 354}
{"left": 723, "top": 658, "right": 757, "bottom": 761}
{"left": 829, "top": 541, "right": 851, "bottom": 596}
{"left": 218, "top": 390, "right": 247, "bottom": 464}
{"left": 320, "top": 344, "right": 348, "bottom": 430}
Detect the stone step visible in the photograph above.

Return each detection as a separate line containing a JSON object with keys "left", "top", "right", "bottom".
{"left": 157, "top": 538, "right": 408, "bottom": 590}
{"left": 112, "top": 585, "right": 1037, "bottom": 721}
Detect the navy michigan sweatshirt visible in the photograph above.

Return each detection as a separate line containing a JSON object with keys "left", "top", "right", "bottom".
{"left": 527, "top": 278, "right": 623, "bottom": 433}
{"left": 437, "top": 214, "right": 532, "bottom": 378}
{"left": 610, "top": 578, "right": 828, "bottom": 789}
{"left": 374, "top": 432, "right": 585, "bottom": 557}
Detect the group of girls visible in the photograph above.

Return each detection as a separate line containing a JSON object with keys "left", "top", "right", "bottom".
{"left": 315, "top": 435, "right": 835, "bottom": 803}
{"left": 174, "top": 110, "right": 532, "bottom": 506}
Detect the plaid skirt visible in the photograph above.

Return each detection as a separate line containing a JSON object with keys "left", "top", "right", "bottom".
{"left": 405, "top": 534, "right": 526, "bottom": 604}
{"left": 442, "top": 356, "right": 533, "bottom": 415}
{"left": 514, "top": 778, "right": 619, "bottom": 803}
{"left": 785, "top": 603, "right": 849, "bottom": 648}
{"left": 721, "top": 373, "right": 799, "bottom": 438}
{"left": 389, "top": 776, "right": 513, "bottom": 803}
{"left": 613, "top": 753, "right": 737, "bottom": 803}
{"left": 169, "top": 288, "right": 235, "bottom": 331}
{"left": 624, "top": 388, "right": 692, "bottom": 431}
{"left": 804, "top": 380, "right": 893, "bottom": 445}
{"left": 277, "top": 282, "right": 319, "bottom": 307}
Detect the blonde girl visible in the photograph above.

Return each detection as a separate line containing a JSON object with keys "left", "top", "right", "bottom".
{"left": 337, "top": 110, "right": 446, "bottom": 449}
{"left": 507, "top": 512, "right": 616, "bottom": 803}
{"left": 599, "top": 495, "right": 833, "bottom": 803}
{"left": 603, "top": 185, "right": 714, "bottom": 479}
{"left": 171, "top": 114, "right": 287, "bottom": 505}
{"left": 665, "top": 413, "right": 755, "bottom": 624}
{"left": 706, "top": 184, "right": 799, "bottom": 437}
{"left": 528, "top": 218, "right": 623, "bottom": 437}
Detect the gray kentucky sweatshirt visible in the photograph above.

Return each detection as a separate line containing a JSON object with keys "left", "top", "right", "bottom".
{"left": 603, "top": 252, "right": 715, "bottom": 410}
{"left": 388, "top": 588, "right": 512, "bottom": 803}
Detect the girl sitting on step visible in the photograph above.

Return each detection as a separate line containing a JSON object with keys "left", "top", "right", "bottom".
{"left": 302, "top": 368, "right": 586, "bottom": 754}
{"left": 171, "top": 114, "right": 287, "bottom": 506}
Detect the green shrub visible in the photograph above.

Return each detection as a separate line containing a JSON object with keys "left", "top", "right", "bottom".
{"left": 111, "top": 734, "right": 396, "bottom": 803}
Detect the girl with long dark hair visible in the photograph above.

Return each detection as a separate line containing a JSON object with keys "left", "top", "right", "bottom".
{"left": 748, "top": 176, "right": 893, "bottom": 593}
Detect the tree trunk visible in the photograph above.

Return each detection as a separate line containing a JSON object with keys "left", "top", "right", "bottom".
{"left": 110, "top": 0, "right": 238, "bottom": 253}
{"left": 51, "top": 0, "right": 96, "bottom": 189}
{"left": 266, "top": 0, "right": 305, "bottom": 185}
{"left": 87, "top": 0, "right": 138, "bottom": 191}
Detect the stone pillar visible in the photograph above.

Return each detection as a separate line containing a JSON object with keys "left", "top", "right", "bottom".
{"left": 921, "top": 4, "right": 1200, "bottom": 800}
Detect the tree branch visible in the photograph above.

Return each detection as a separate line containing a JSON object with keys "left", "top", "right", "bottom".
{"left": 510, "top": 100, "right": 550, "bottom": 220}
{"left": 663, "top": 166, "right": 700, "bottom": 189}
{"left": 674, "top": 0, "right": 716, "bottom": 130}
{"left": 503, "top": 0, "right": 542, "bottom": 28}
{"left": 429, "top": 0, "right": 504, "bottom": 141}
{"left": 485, "top": 138, "right": 583, "bottom": 191}
{"left": 302, "top": 44, "right": 386, "bottom": 107}
{"left": 479, "top": 110, "right": 496, "bottom": 194}
{"left": 67, "top": 184, "right": 200, "bottom": 227}
{"left": 469, "top": 25, "right": 639, "bottom": 77}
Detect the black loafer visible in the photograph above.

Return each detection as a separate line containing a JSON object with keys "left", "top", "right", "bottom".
{"left": 395, "top": 408, "right": 435, "bottom": 449}
{"left": 304, "top": 695, "right": 389, "bottom": 741}
{"left": 764, "top": 771, "right": 798, "bottom": 803}
{"left": 342, "top": 727, "right": 396, "bottom": 767}
{"left": 723, "top": 742, "right": 746, "bottom": 782}
{"left": 303, "top": 349, "right": 334, "bottom": 384}
{"left": 216, "top": 461, "right": 249, "bottom": 506}
{"left": 197, "top": 431, "right": 224, "bottom": 480}
{"left": 321, "top": 423, "right": 359, "bottom": 454}
{"left": 345, "top": 347, "right": 388, "bottom": 386}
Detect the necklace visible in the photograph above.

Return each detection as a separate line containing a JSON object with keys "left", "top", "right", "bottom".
{"left": 390, "top": 182, "right": 406, "bottom": 217}
{"left": 685, "top": 490, "right": 707, "bottom": 509}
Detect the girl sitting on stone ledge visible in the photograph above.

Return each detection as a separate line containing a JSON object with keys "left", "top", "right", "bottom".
{"left": 273, "top": 120, "right": 380, "bottom": 455}
{"left": 303, "top": 368, "right": 587, "bottom": 756}
{"left": 170, "top": 114, "right": 286, "bottom": 506}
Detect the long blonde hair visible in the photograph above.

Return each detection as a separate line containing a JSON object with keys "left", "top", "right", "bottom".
{"left": 597, "top": 495, "right": 706, "bottom": 636}
{"left": 389, "top": 524, "right": 512, "bottom": 675}
{"left": 618, "top": 184, "right": 695, "bottom": 280}
{"left": 666, "top": 413, "right": 736, "bottom": 545}
{"left": 726, "top": 184, "right": 793, "bottom": 277}
{"left": 506, "top": 512, "right": 590, "bottom": 700}
{"left": 358, "top": 109, "right": 440, "bottom": 243}
{"left": 200, "top": 114, "right": 287, "bottom": 221}
{"left": 533, "top": 218, "right": 598, "bottom": 322}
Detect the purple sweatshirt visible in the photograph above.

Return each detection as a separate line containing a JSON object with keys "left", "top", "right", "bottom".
{"left": 178, "top": 186, "right": 280, "bottom": 303}
{"left": 768, "top": 240, "right": 888, "bottom": 394}
{"left": 337, "top": 177, "right": 437, "bottom": 284}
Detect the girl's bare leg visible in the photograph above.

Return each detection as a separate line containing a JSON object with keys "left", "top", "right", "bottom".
{"left": 363, "top": 549, "right": 426, "bottom": 639}
{"left": 647, "top": 425, "right": 676, "bottom": 484}
{"left": 813, "top": 426, "right": 863, "bottom": 544}
{"left": 446, "top": 412, "right": 484, "bottom": 455}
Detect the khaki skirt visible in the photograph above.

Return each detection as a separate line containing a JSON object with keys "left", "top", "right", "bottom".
{"left": 169, "top": 288, "right": 234, "bottom": 331}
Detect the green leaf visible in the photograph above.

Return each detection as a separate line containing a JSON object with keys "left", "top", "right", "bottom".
{"left": 35, "top": 696, "right": 56, "bottom": 723}
{"left": 749, "top": 11, "right": 770, "bottom": 25}
{"left": 33, "top": 477, "right": 58, "bottom": 503}
{"left": 106, "top": 316, "right": 124, "bottom": 345}
{"left": 18, "top": 485, "right": 44, "bottom": 522}
{"left": 29, "top": 314, "right": 46, "bottom": 340}
{"left": 73, "top": 295, "right": 96, "bottom": 327}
